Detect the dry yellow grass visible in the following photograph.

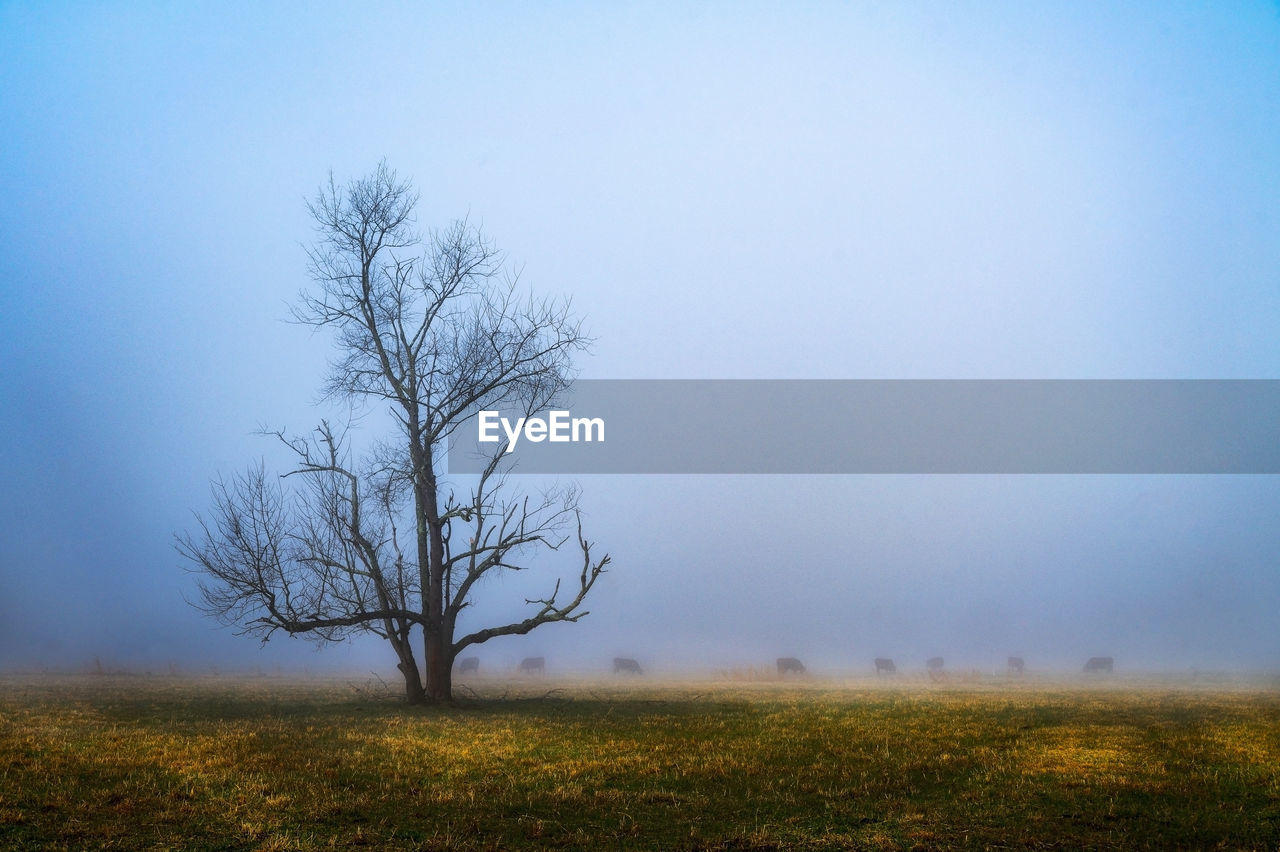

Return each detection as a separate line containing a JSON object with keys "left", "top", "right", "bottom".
{"left": 1, "top": 673, "right": 1278, "bottom": 849}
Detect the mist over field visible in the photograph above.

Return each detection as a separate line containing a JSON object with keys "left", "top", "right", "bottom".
{"left": 2, "top": 3, "right": 1280, "bottom": 679}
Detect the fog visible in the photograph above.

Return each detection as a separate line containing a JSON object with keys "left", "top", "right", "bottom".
{"left": 2, "top": 3, "right": 1279, "bottom": 677}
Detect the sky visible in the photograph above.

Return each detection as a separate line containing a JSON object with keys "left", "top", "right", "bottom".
{"left": 2, "top": 1, "right": 1279, "bottom": 675}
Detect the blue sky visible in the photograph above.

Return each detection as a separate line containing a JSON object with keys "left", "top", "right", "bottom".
{"left": 2, "top": 2, "right": 1279, "bottom": 673}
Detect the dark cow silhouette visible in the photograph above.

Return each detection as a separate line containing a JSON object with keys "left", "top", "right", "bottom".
{"left": 518, "top": 656, "right": 546, "bottom": 674}
{"left": 458, "top": 656, "right": 480, "bottom": 675}
{"left": 776, "top": 657, "right": 806, "bottom": 676}
{"left": 613, "top": 657, "right": 643, "bottom": 675}
{"left": 1083, "top": 656, "right": 1114, "bottom": 673}
{"left": 874, "top": 658, "right": 896, "bottom": 675}
{"left": 925, "top": 657, "right": 946, "bottom": 682}
{"left": 1007, "top": 656, "right": 1025, "bottom": 674}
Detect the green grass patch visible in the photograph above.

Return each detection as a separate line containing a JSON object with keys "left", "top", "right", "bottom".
{"left": 1, "top": 674, "right": 1278, "bottom": 849}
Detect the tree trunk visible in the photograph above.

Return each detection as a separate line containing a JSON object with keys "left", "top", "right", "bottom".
{"left": 420, "top": 454, "right": 451, "bottom": 700}
{"left": 425, "top": 627, "right": 452, "bottom": 701}
{"left": 383, "top": 619, "right": 426, "bottom": 704}
{"left": 398, "top": 658, "right": 427, "bottom": 704}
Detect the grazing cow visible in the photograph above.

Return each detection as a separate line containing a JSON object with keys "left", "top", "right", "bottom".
{"left": 613, "top": 657, "right": 643, "bottom": 675}
{"left": 1083, "top": 656, "right": 1114, "bottom": 673}
{"left": 925, "top": 656, "right": 946, "bottom": 682}
{"left": 776, "top": 657, "right": 806, "bottom": 676}
{"left": 1007, "top": 656, "right": 1025, "bottom": 675}
{"left": 518, "top": 656, "right": 546, "bottom": 674}
{"left": 874, "top": 658, "right": 896, "bottom": 675}
{"left": 458, "top": 656, "right": 480, "bottom": 675}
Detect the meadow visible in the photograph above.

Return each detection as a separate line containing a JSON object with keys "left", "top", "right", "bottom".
{"left": 1, "top": 672, "right": 1278, "bottom": 850}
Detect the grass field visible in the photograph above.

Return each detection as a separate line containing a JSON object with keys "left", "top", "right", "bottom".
{"left": 1, "top": 673, "right": 1278, "bottom": 850}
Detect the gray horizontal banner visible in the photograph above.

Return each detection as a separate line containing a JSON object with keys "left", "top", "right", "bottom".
{"left": 445, "top": 380, "right": 1280, "bottom": 474}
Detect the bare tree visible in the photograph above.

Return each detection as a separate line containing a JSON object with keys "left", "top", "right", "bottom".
{"left": 177, "top": 163, "right": 609, "bottom": 703}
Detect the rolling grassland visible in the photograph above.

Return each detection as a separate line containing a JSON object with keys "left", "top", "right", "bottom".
{"left": 1, "top": 673, "right": 1278, "bottom": 849}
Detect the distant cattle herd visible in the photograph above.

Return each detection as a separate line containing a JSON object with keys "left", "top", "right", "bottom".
{"left": 452, "top": 654, "right": 1119, "bottom": 677}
